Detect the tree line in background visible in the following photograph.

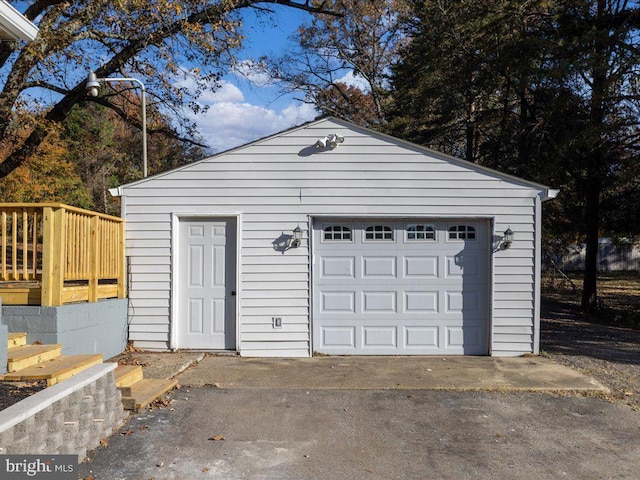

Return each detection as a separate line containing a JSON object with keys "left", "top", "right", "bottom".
{"left": 279, "top": 0, "right": 640, "bottom": 313}
{"left": 0, "top": 0, "right": 638, "bottom": 312}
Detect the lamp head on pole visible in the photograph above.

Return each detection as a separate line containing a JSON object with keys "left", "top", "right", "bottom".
{"left": 85, "top": 70, "right": 101, "bottom": 97}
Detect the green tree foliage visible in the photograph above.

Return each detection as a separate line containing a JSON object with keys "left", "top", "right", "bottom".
{"left": 61, "top": 101, "right": 205, "bottom": 215}
{"left": 386, "top": 0, "right": 640, "bottom": 312}
{"left": 0, "top": 125, "right": 93, "bottom": 207}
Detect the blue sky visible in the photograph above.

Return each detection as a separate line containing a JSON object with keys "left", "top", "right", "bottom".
{"left": 190, "top": 5, "right": 320, "bottom": 153}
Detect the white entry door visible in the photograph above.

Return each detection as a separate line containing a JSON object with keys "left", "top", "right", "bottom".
{"left": 177, "top": 217, "right": 236, "bottom": 349}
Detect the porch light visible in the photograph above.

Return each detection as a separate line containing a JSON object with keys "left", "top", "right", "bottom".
{"left": 291, "top": 225, "right": 303, "bottom": 248}
{"left": 503, "top": 227, "right": 514, "bottom": 249}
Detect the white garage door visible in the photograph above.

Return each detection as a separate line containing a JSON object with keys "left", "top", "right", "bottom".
{"left": 313, "top": 219, "right": 489, "bottom": 355}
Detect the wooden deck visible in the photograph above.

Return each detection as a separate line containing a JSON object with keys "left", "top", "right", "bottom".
{"left": 0, "top": 203, "right": 126, "bottom": 306}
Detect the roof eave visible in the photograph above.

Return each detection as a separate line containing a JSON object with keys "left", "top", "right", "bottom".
{"left": 0, "top": 1, "right": 38, "bottom": 41}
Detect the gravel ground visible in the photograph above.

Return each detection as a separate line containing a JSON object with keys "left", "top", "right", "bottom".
{"left": 541, "top": 298, "right": 640, "bottom": 411}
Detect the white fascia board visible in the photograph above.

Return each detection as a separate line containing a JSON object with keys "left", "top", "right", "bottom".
{"left": 0, "top": 1, "right": 38, "bottom": 41}
{"left": 108, "top": 187, "right": 122, "bottom": 197}
{"left": 540, "top": 188, "right": 560, "bottom": 202}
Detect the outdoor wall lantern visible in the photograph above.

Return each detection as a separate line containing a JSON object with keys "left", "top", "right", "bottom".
{"left": 315, "top": 133, "right": 344, "bottom": 149}
{"left": 85, "top": 70, "right": 148, "bottom": 178}
{"left": 291, "top": 225, "right": 303, "bottom": 248}
{"left": 503, "top": 227, "right": 514, "bottom": 249}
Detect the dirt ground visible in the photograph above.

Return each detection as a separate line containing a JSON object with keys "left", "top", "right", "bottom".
{"left": 540, "top": 272, "right": 640, "bottom": 411}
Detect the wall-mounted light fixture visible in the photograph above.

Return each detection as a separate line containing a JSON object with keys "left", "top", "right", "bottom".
{"left": 291, "top": 225, "right": 303, "bottom": 248}
{"left": 502, "top": 227, "right": 514, "bottom": 249}
{"left": 315, "top": 133, "right": 344, "bottom": 149}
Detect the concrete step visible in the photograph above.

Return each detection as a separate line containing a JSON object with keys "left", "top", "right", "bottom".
{"left": 8, "top": 332, "right": 27, "bottom": 348}
{"left": 120, "top": 378, "right": 178, "bottom": 411}
{"left": 2, "top": 354, "right": 103, "bottom": 386}
{"left": 114, "top": 365, "right": 144, "bottom": 388}
{"left": 6, "top": 344, "right": 62, "bottom": 372}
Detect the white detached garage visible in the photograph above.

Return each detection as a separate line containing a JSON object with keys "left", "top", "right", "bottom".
{"left": 111, "top": 117, "right": 557, "bottom": 357}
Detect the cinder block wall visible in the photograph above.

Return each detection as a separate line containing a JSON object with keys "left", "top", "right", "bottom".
{"left": 2, "top": 298, "right": 128, "bottom": 359}
{"left": 0, "top": 364, "right": 126, "bottom": 460}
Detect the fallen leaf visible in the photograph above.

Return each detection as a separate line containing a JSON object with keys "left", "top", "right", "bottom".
{"left": 120, "top": 429, "right": 134, "bottom": 436}
{"left": 139, "top": 425, "right": 149, "bottom": 430}
{"left": 99, "top": 438, "right": 109, "bottom": 448}
{"left": 624, "top": 391, "right": 633, "bottom": 396}
{"left": 202, "top": 467, "right": 210, "bottom": 472}
{"left": 209, "top": 435, "right": 225, "bottom": 441}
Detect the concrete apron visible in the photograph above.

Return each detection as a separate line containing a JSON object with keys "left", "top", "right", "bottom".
{"left": 176, "top": 355, "right": 608, "bottom": 392}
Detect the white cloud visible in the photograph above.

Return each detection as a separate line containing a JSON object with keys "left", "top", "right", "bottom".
{"left": 336, "top": 70, "right": 371, "bottom": 92}
{"left": 176, "top": 68, "right": 318, "bottom": 153}
{"left": 198, "top": 82, "right": 245, "bottom": 104}
{"left": 193, "top": 97, "right": 318, "bottom": 153}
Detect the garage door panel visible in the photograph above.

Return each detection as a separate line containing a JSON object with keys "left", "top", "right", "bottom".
{"left": 321, "top": 257, "right": 356, "bottom": 278}
{"left": 314, "top": 219, "right": 489, "bottom": 355}
{"left": 403, "top": 291, "right": 439, "bottom": 313}
{"left": 322, "top": 326, "right": 356, "bottom": 348}
{"left": 362, "top": 327, "right": 397, "bottom": 348}
{"left": 362, "top": 291, "right": 397, "bottom": 313}
{"left": 362, "top": 256, "right": 397, "bottom": 278}
{"left": 403, "top": 256, "right": 439, "bottom": 278}
{"left": 446, "top": 324, "right": 483, "bottom": 353}
{"left": 445, "top": 291, "right": 481, "bottom": 314}
{"left": 445, "top": 254, "right": 478, "bottom": 277}
{"left": 321, "top": 291, "right": 356, "bottom": 313}
{"left": 404, "top": 326, "right": 439, "bottom": 348}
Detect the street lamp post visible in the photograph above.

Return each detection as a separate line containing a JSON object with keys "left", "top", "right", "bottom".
{"left": 85, "top": 70, "right": 148, "bottom": 178}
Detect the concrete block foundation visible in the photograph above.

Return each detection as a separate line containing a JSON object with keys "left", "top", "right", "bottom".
{"left": 2, "top": 299, "right": 128, "bottom": 360}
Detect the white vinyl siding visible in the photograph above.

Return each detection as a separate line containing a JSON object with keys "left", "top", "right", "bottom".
{"left": 119, "top": 118, "right": 547, "bottom": 356}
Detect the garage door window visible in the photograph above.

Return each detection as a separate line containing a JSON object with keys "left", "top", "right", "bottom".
{"left": 365, "top": 225, "right": 394, "bottom": 241}
{"left": 406, "top": 224, "right": 435, "bottom": 241}
{"left": 448, "top": 225, "right": 476, "bottom": 240}
{"left": 323, "top": 225, "right": 352, "bottom": 241}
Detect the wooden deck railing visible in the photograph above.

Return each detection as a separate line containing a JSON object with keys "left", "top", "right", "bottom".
{"left": 0, "top": 203, "right": 126, "bottom": 306}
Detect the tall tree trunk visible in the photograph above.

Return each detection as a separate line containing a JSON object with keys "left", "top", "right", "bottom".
{"left": 582, "top": 175, "right": 600, "bottom": 312}
{"left": 582, "top": 0, "right": 608, "bottom": 313}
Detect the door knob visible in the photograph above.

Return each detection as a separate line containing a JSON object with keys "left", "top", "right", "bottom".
{"left": 231, "top": 291, "right": 236, "bottom": 296}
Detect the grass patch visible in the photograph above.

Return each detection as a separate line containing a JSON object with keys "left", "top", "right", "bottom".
{"left": 543, "top": 271, "right": 640, "bottom": 329}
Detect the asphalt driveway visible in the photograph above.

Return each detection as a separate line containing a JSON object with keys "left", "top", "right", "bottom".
{"left": 79, "top": 357, "right": 640, "bottom": 480}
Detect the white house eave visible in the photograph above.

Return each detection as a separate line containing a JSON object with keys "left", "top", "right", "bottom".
{"left": 540, "top": 188, "right": 560, "bottom": 201}
{"left": 0, "top": 1, "right": 38, "bottom": 41}
{"left": 109, "top": 187, "right": 122, "bottom": 197}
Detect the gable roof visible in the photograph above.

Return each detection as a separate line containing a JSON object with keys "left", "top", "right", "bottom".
{"left": 111, "top": 116, "right": 558, "bottom": 201}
